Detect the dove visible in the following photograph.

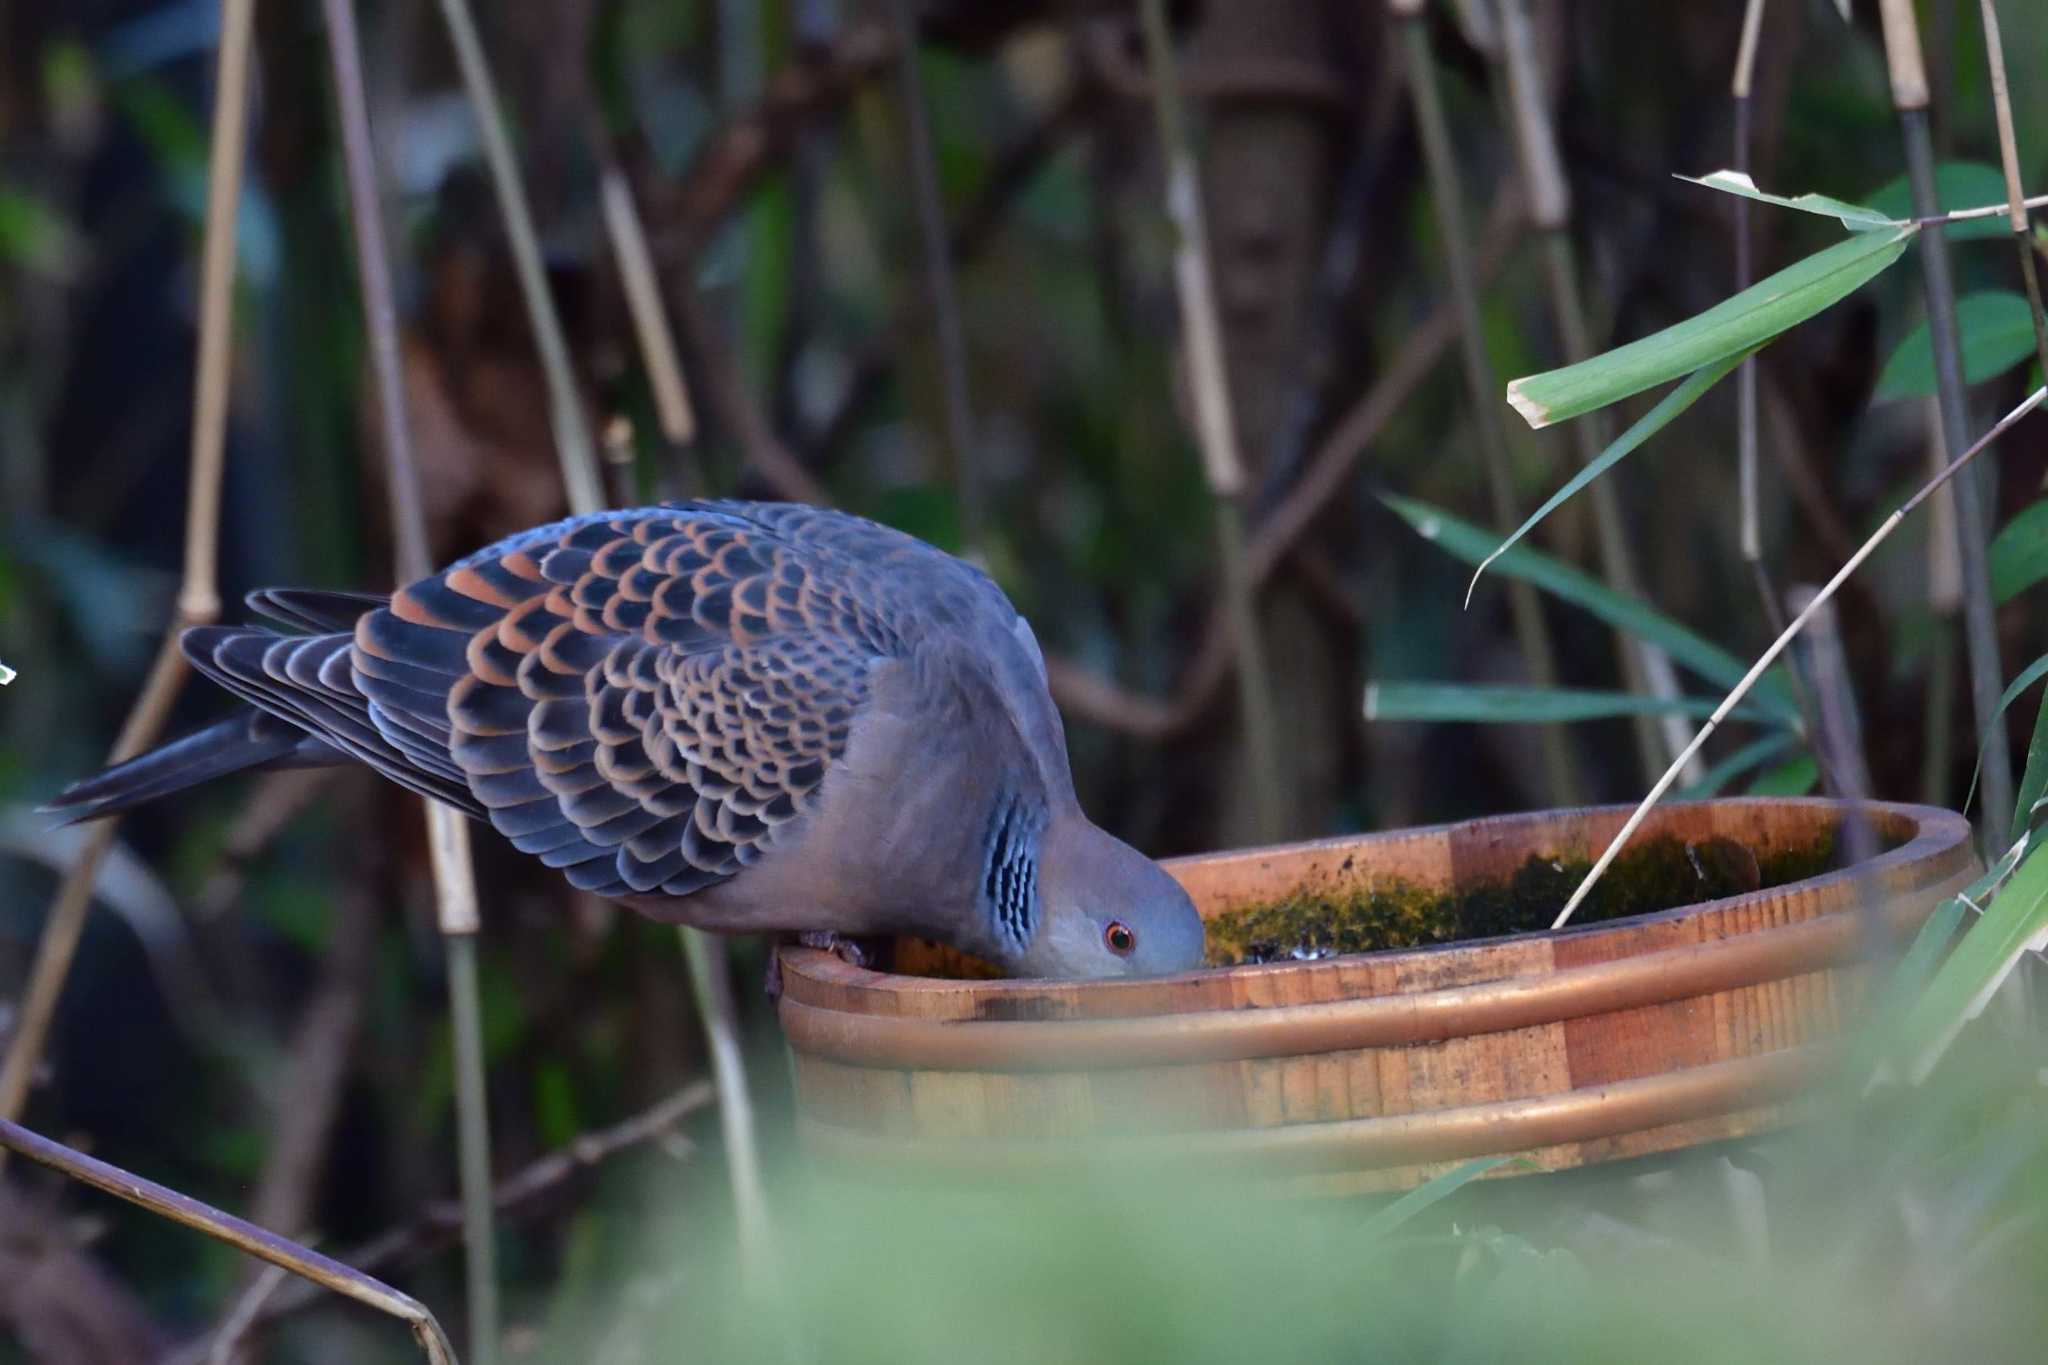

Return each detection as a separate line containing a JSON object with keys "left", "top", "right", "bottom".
{"left": 45, "top": 501, "right": 1208, "bottom": 979}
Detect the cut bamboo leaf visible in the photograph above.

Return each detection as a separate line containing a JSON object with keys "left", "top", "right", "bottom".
{"left": 1506, "top": 225, "right": 1914, "bottom": 428}
{"left": 1989, "top": 498, "right": 2048, "bottom": 603}
{"left": 1891, "top": 836, "right": 2048, "bottom": 1085}
{"left": 1383, "top": 494, "right": 1800, "bottom": 718}
{"left": 1676, "top": 733, "right": 1798, "bottom": 799}
{"left": 1865, "top": 160, "right": 2013, "bottom": 240}
{"left": 1676, "top": 170, "right": 1901, "bottom": 231}
{"left": 1362, "top": 681, "right": 1761, "bottom": 725}
{"left": 1746, "top": 753, "right": 1818, "bottom": 795}
{"left": 1471, "top": 351, "right": 1748, "bottom": 600}
{"left": 1876, "top": 290, "right": 2040, "bottom": 398}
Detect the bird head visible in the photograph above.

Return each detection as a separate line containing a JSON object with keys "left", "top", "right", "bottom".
{"left": 1000, "top": 814, "right": 1208, "bottom": 980}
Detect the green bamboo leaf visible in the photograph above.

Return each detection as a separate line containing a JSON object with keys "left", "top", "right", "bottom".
{"left": 1357, "top": 1156, "right": 1518, "bottom": 1242}
{"left": 1865, "top": 160, "right": 2013, "bottom": 241}
{"left": 1676, "top": 733, "right": 1798, "bottom": 799}
{"left": 2015, "top": 689, "right": 2048, "bottom": 837}
{"left": 1747, "top": 754, "right": 1819, "bottom": 796}
{"left": 1362, "top": 682, "right": 1760, "bottom": 726}
{"left": 1505, "top": 225, "right": 1915, "bottom": 428}
{"left": 1383, "top": 495, "right": 1801, "bottom": 720}
{"left": 1471, "top": 352, "right": 1748, "bottom": 600}
{"left": 1988, "top": 499, "right": 2048, "bottom": 604}
{"left": 1891, "top": 837, "right": 2048, "bottom": 1085}
{"left": 1676, "top": 170, "right": 1901, "bottom": 231}
{"left": 1962, "top": 650, "right": 2048, "bottom": 816}
{"left": 1876, "top": 291, "right": 2040, "bottom": 399}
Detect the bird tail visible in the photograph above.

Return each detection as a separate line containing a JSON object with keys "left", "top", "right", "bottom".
{"left": 39, "top": 710, "right": 342, "bottom": 826}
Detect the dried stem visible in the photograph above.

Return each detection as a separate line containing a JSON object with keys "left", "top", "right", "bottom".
{"left": 1556, "top": 384, "right": 2048, "bottom": 928}
{"left": 1395, "top": 8, "right": 1579, "bottom": 805}
{"left": 0, "top": 0, "right": 255, "bottom": 1136}
{"left": 1878, "top": 1, "right": 2015, "bottom": 855}
{"left": 599, "top": 159, "right": 698, "bottom": 447}
{"left": 884, "top": 0, "right": 983, "bottom": 553}
{"left": 1137, "top": 0, "right": 1285, "bottom": 839}
{"left": 321, "top": 1, "right": 497, "bottom": 1357}
{"left": 1731, "top": 0, "right": 1784, "bottom": 638}
{"left": 0, "top": 1119, "right": 459, "bottom": 1365}
{"left": 1492, "top": 0, "right": 1693, "bottom": 785}
{"left": 1976, "top": 0, "right": 2048, "bottom": 392}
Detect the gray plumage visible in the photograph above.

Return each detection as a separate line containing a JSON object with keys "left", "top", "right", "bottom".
{"left": 47, "top": 501, "right": 1207, "bottom": 979}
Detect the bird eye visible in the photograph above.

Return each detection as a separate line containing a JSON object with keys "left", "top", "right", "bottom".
{"left": 1104, "top": 920, "right": 1137, "bottom": 956}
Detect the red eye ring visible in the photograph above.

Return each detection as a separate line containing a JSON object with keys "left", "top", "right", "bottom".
{"left": 1104, "top": 921, "right": 1137, "bottom": 956}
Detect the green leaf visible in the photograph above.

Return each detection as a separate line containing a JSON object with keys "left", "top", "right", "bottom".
{"left": 1747, "top": 754, "right": 1819, "bottom": 795}
{"left": 1362, "top": 682, "right": 1761, "bottom": 726}
{"left": 1383, "top": 495, "right": 1801, "bottom": 720}
{"left": 1677, "top": 170, "right": 1901, "bottom": 231}
{"left": 1472, "top": 352, "right": 1748, "bottom": 599}
{"left": 1505, "top": 226, "right": 1915, "bottom": 428}
{"left": 1876, "top": 291, "right": 2042, "bottom": 399}
{"left": 1963, "top": 649, "right": 2048, "bottom": 815}
{"left": 2015, "top": 686, "right": 2048, "bottom": 836}
{"left": 1989, "top": 498, "right": 2048, "bottom": 604}
{"left": 1864, "top": 161, "right": 2014, "bottom": 241}
{"left": 1891, "top": 838, "right": 2048, "bottom": 1084}
{"left": 1357, "top": 1157, "right": 1517, "bottom": 1241}
{"left": 1676, "top": 733, "right": 1799, "bottom": 799}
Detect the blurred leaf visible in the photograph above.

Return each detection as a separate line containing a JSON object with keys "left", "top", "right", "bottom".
{"left": 1963, "top": 650, "right": 2048, "bottom": 816}
{"left": 1877, "top": 291, "right": 2040, "bottom": 399}
{"left": 1677, "top": 733, "right": 1799, "bottom": 799}
{"left": 1677, "top": 170, "right": 1900, "bottom": 230}
{"left": 1989, "top": 498, "right": 2048, "bottom": 604}
{"left": 535, "top": 1063, "right": 581, "bottom": 1150}
{"left": 1356, "top": 1158, "right": 1521, "bottom": 1242}
{"left": 0, "top": 187, "right": 81, "bottom": 279}
{"left": 1506, "top": 226, "right": 1914, "bottom": 428}
{"left": 1747, "top": 754, "right": 1819, "bottom": 795}
{"left": 1384, "top": 495, "right": 1800, "bottom": 720}
{"left": 1472, "top": 352, "right": 1747, "bottom": 596}
{"left": 1865, "top": 161, "right": 2013, "bottom": 240}
{"left": 1892, "top": 838, "right": 2048, "bottom": 1085}
{"left": 2015, "top": 686, "right": 2048, "bottom": 838}
{"left": 1364, "top": 681, "right": 1755, "bottom": 725}
{"left": 873, "top": 483, "right": 963, "bottom": 554}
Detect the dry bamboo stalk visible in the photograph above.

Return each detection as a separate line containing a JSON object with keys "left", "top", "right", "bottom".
{"left": 1976, "top": 0, "right": 2048, "bottom": 391}
{"left": 1730, "top": 0, "right": 1784, "bottom": 635}
{"left": 321, "top": 2, "right": 497, "bottom": 1356}
{"left": 0, "top": 0, "right": 256, "bottom": 1137}
{"left": 1879, "top": 0, "right": 2015, "bottom": 854}
{"left": 1556, "top": 384, "right": 2048, "bottom": 928}
{"left": 0, "top": 1119, "right": 459, "bottom": 1365}
{"left": 599, "top": 163, "right": 698, "bottom": 447}
{"left": 1136, "top": 0, "right": 1285, "bottom": 839}
{"left": 1392, "top": 3, "right": 1581, "bottom": 806}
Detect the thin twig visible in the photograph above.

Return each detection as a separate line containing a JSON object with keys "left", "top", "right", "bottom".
{"left": 1394, "top": 3, "right": 1579, "bottom": 805}
{"left": 0, "top": 0, "right": 254, "bottom": 1136}
{"left": 0, "top": 1119, "right": 459, "bottom": 1365}
{"left": 321, "top": 3, "right": 497, "bottom": 1359}
{"left": 206, "top": 1265, "right": 292, "bottom": 1365}
{"left": 1138, "top": 0, "right": 1285, "bottom": 839}
{"left": 1879, "top": 0, "right": 2014, "bottom": 853}
{"left": 1555, "top": 384, "right": 2048, "bottom": 928}
{"left": 1976, "top": 0, "right": 2048, "bottom": 391}
{"left": 884, "top": 0, "right": 983, "bottom": 553}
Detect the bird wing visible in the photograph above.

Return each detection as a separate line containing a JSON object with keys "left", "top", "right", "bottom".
{"left": 350, "top": 504, "right": 894, "bottom": 899}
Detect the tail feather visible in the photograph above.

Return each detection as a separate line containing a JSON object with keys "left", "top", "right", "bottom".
{"left": 40, "top": 711, "right": 341, "bottom": 826}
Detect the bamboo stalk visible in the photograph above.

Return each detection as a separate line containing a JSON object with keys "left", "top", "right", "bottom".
{"left": 321, "top": 1, "right": 498, "bottom": 1357}
{"left": 1731, "top": 0, "right": 1775, "bottom": 627}
{"left": 1392, "top": 2, "right": 1581, "bottom": 806}
{"left": 1556, "top": 382, "right": 2048, "bottom": 928}
{"left": 1491, "top": 0, "right": 1693, "bottom": 786}
{"left": 0, "top": 1119, "right": 459, "bottom": 1365}
{"left": 1136, "top": 0, "right": 1286, "bottom": 840}
{"left": 0, "top": 0, "right": 255, "bottom": 1139}
{"left": 1878, "top": 0, "right": 2015, "bottom": 854}
{"left": 1977, "top": 0, "right": 2048, "bottom": 393}
{"left": 884, "top": 0, "right": 983, "bottom": 554}
{"left": 599, "top": 161, "right": 698, "bottom": 448}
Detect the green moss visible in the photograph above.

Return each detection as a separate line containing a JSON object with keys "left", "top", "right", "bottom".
{"left": 1205, "top": 828, "right": 1846, "bottom": 967}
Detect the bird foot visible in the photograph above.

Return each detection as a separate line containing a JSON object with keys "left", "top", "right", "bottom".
{"left": 763, "top": 931, "right": 877, "bottom": 1000}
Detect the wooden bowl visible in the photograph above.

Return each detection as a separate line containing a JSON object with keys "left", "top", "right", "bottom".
{"left": 777, "top": 798, "right": 1975, "bottom": 1194}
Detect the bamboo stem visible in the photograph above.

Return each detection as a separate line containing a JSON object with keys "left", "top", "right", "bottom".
{"left": 322, "top": 2, "right": 496, "bottom": 1356}
{"left": 598, "top": 162, "right": 698, "bottom": 448}
{"left": 1556, "top": 382, "right": 2047, "bottom": 928}
{"left": 0, "top": 1119, "right": 459, "bottom": 1365}
{"left": 1880, "top": 1, "right": 2015, "bottom": 855}
{"left": 1394, "top": 8, "right": 1580, "bottom": 806}
{"left": 1976, "top": 0, "right": 2048, "bottom": 393}
{"left": 1137, "top": 0, "right": 1285, "bottom": 839}
{"left": 1492, "top": 0, "right": 1692, "bottom": 785}
{"left": 0, "top": 0, "right": 255, "bottom": 1138}
{"left": 884, "top": 0, "right": 983, "bottom": 552}
{"left": 1731, "top": 0, "right": 1785, "bottom": 636}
